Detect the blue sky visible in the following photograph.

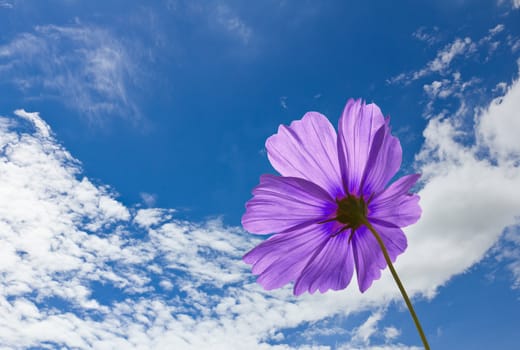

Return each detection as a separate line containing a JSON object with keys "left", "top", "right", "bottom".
{"left": 0, "top": 0, "right": 519, "bottom": 349}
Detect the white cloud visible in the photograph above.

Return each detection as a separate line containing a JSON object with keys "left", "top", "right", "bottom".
{"left": 494, "top": 227, "right": 520, "bottom": 288}
{"left": 477, "top": 24, "right": 506, "bottom": 60}
{"left": 280, "top": 96, "right": 288, "bottom": 109}
{"left": 134, "top": 208, "right": 174, "bottom": 227}
{"left": 339, "top": 313, "right": 419, "bottom": 350}
{"left": 1, "top": 72, "right": 520, "bottom": 348}
{"left": 477, "top": 73, "right": 520, "bottom": 162}
{"left": 213, "top": 3, "right": 252, "bottom": 45}
{"left": 414, "top": 37, "right": 476, "bottom": 80}
{"left": 410, "top": 71, "right": 520, "bottom": 294}
{"left": 390, "top": 23, "right": 509, "bottom": 85}
{"left": 1, "top": 109, "right": 426, "bottom": 349}
{"left": 139, "top": 192, "right": 158, "bottom": 207}
{"left": 493, "top": 81, "right": 508, "bottom": 94}
{"left": 350, "top": 311, "right": 384, "bottom": 345}
{"left": 394, "top": 23, "right": 508, "bottom": 86}
{"left": 0, "top": 0, "right": 13, "bottom": 9}
{"left": 412, "top": 27, "right": 440, "bottom": 46}
{"left": 421, "top": 73, "right": 481, "bottom": 118}
{"left": 166, "top": 1, "right": 254, "bottom": 48}
{"left": 389, "top": 37, "right": 476, "bottom": 85}
{"left": 0, "top": 25, "right": 140, "bottom": 122}
{"left": 514, "top": 0, "right": 520, "bottom": 9}
{"left": 504, "top": 32, "right": 520, "bottom": 52}
{"left": 423, "top": 80, "right": 450, "bottom": 99}
{"left": 488, "top": 24, "right": 505, "bottom": 36}
{"left": 383, "top": 327, "right": 401, "bottom": 341}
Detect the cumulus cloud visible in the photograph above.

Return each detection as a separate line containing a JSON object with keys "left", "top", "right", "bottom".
{"left": 0, "top": 25, "right": 141, "bottom": 122}
{"left": 411, "top": 70, "right": 520, "bottom": 294}
{"left": 477, "top": 74, "right": 520, "bottom": 163}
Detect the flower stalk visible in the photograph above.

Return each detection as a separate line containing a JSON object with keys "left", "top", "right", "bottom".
{"left": 361, "top": 218, "right": 430, "bottom": 350}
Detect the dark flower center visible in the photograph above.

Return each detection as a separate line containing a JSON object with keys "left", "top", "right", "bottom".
{"left": 330, "top": 194, "right": 368, "bottom": 238}
{"left": 319, "top": 194, "right": 369, "bottom": 238}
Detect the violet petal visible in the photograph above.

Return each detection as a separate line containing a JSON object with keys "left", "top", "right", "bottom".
{"left": 369, "top": 174, "right": 422, "bottom": 227}
{"left": 243, "top": 222, "right": 332, "bottom": 290}
{"left": 337, "top": 99, "right": 386, "bottom": 195}
{"left": 266, "top": 112, "right": 344, "bottom": 198}
{"left": 353, "top": 222, "right": 407, "bottom": 292}
{"left": 359, "top": 119, "right": 402, "bottom": 195}
{"left": 242, "top": 174, "right": 336, "bottom": 234}
{"left": 293, "top": 224, "right": 355, "bottom": 295}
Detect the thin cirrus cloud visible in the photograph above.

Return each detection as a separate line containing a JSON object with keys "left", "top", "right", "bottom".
{"left": 0, "top": 24, "right": 140, "bottom": 123}
{"left": 388, "top": 37, "right": 477, "bottom": 85}
{"left": 0, "top": 65, "right": 520, "bottom": 348}
{"left": 394, "top": 24, "right": 517, "bottom": 122}
{"left": 213, "top": 3, "right": 252, "bottom": 45}
{"left": 166, "top": 1, "right": 253, "bottom": 46}
{"left": 0, "top": 0, "right": 13, "bottom": 9}
{"left": 388, "top": 24, "right": 508, "bottom": 85}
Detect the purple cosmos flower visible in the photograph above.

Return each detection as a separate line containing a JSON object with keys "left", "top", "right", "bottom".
{"left": 242, "top": 99, "right": 421, "bottom": 295}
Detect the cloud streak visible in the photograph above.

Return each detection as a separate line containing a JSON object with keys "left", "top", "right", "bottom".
{"left": 389, "top": 37, "right": 476, "bottom": 85}
{"left": 390, "top": 24, "right": 507, "bottom": 85}
{"left": 0, "top": 25, "right": 141, "bottom": 123}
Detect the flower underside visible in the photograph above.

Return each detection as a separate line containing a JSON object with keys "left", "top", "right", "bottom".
{"left": 322, "top": 194, "right": 369, "bottom": 239}
{"left": 242, "top": 98, "right": 422, "bottom": 297}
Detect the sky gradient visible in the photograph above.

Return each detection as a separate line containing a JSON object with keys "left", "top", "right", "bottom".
{"left": 0, "top": 1, "right": 520, "bottom": 349}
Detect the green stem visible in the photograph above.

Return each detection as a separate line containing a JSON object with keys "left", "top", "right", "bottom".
{"left": 361, "top": 219, "right": 431, "bottom": 350}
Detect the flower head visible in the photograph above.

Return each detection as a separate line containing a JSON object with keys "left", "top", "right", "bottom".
{"left": 242, "top": 99, "right": 421, "bottom": 295}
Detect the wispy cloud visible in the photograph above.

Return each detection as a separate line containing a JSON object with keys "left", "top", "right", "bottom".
{"left": 412, "top": 26, "right": 440, "bottom": 46}
{"left": 383, "top": 327, "right": 401, "bottom": 342}
{"left": 390, "top": 24, "right": 507, "bottom": 85}
{"left": 389, "top": 37, "right": 476, "bottom": 85}
{"left": 0, "top": 24, "right": 141, "bottom": 123}
{"left": 488, "top": 24, "right": 505, "bottom": 36}
{"left": 214, "top": 3, "right": 252, "bottom": 45}
{"left": 478, "top": 24, "right": 506, "bottom": 60}
{"left": 421, "top": 72, "right": 481, "bottom": 117}
{"left": 422, "top": 73, "right": 479, "bottom": 100}
{"left": 337, "top": 311, "right": 419, "bottom": 350}
{"left": 280, "top": 96, "right": 288, "bottom": 109}
{"left": 0, "top": 0, "right": 13, "bottom": 9}
{"left": 139, "top": 192, "right": 158, "bottom": 207}
{"left": 168, "top": 1, "right": 253, "bottom": 47}
{"left": 506, "top": 34, "right": 520, "bottom": 52}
